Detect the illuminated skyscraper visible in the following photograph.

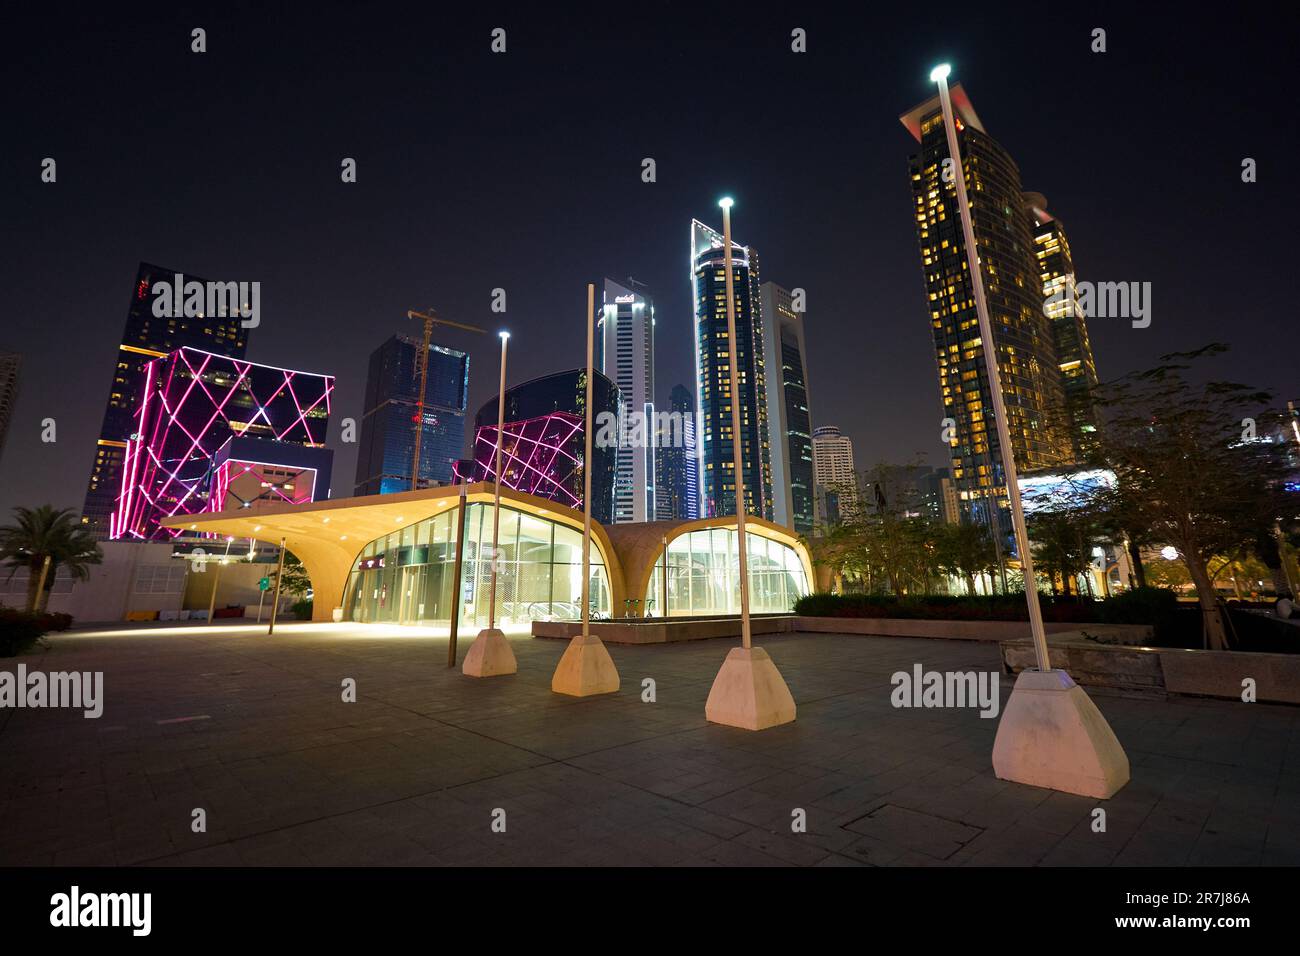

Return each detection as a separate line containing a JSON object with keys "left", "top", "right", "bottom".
{"left": 82, "top": 263, "right": 250, "bottom": 539}
{"left": 900, "top": 85, "right": 1073, "bottom": 524}
{"left": 353, "top": 334, "right": 469, "bottom": 496}
{"left": 597, "top": 278, "right": 656, "bottom": 523}
{"left": 812, "top": 425, "right": 857, "bottom": 527}
{"left": 759, "top": 282, "right": 814, "bottom": 534}
{"left": 113, "top": 347, "right": 333, "bottom": 540}
{"left": 690, "top": 218, "right": 772, "bottom": 521}
{"left": 1025, "top": 192, "right": 1100, "bottom": 460}
{"left": 655, "top": 384, "right": 699, "bottom": 521}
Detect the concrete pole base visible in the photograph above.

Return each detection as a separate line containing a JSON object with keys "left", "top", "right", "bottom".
{"left": 992, "top": 669, "right": 1130, "bottom": 798}
{"left": 551, "top": 633, "right": 620, "bottom": 697}
{"left": 462, "top": 627, "right": 518, "bottom": 678}
{"left": 705, "top": 646, "right": 796, "bottom": 731}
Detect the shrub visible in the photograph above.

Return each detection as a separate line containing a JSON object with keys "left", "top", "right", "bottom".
{"left": 0, "top": 608, "right": 55, "bottom": 657}
{"left": 291, "top": 599, "right": 313, "bottom": 621}
{"left": 793, "top": 590, "right": 1176, "bottom": 628}
{"left": 793, "top": 593, "right": 1094, "bottom": 622}
{"left": 34, "top": 611, "right": 73, "bottom": 632}
{"left": 1095, "top": 586, "right": 1180, "bottom": 638}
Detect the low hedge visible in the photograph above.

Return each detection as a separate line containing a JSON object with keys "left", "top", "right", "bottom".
{"left": 0, "top": 608, "right": 71, "bottom": 657}
{"left": 291, "top": 599, "right": 313, "bottom": 620}
{"left": 793, "top": 588, "right": 1178, "bottom": 627}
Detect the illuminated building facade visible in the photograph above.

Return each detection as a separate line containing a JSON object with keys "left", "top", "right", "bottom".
{"left": 168, "top": 484, "right": 812, "bottom": 628}
{"left": 353, "top": 334, "right": 469, "bottom": 496}
{"left": 901, "top": 85, "right": 1072, "bottom": 526}
{"left": 597, "top": 278, "right": 656, "bottom": 523}
{"left": 812, "top": 424, "right": 858, "bottom": 526}
{"left": 1025, "top": 192, "right": 1100, "bottom": 460}
{"left": 453, "top": 369, "right": 618, "bottom": 524}
{"left": 759, "top": 282, "right": 815, "bottom": 534}
{"left": 209, "top": 435, "right": 334, "bottom": 512}
{"left": 690, "top": 219, "right": 772, "bottom": 521}
{"left": 113, "top": 347, "right": 333, "bottom": 540}
{"left": 655, "top": 384, "right": 699, "bottom": 521}
{"left": 82, "top": 263, "right": 250, "bottom": 539}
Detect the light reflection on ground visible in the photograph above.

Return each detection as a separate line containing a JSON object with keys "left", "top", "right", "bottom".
{"left": 64, "top": 620, "right": 535, "bottom": 640}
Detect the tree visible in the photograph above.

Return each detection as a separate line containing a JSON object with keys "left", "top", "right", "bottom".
{"left": 1088, "top": 344, "right": 1291, "bottom": 649}
{"left": 268, "top": 553, "right": 312, "bottom": 598}
{"left": 0, "top": 505, "right": 103, "bottom": 612}
{"left": 933, "top": 521, "right": 995, "bottom": 595}
{"left": 1026, "top": 507, "right": 1094, "bottom": 597}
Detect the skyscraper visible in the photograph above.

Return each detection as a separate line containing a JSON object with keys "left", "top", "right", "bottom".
{"left": 900, "top": 85, "right": 1074, "bottom": 524}
{"left": 0, "top": 349, "right": 19, "bottom": 467}
{"left": 354, "top": 334, "right": 469, "bottom": 496}
{"left": 813, "top": 425, "right": 857, "bottom": 527}
{"left": 597, "top": 278, "right": 656, "bottom": 523}
{"left": 654, "top": 384, "right": 699, "bottom": 521}
{"left": 82, "top": 263, "right": 250, "bottom": 539}
{"left": 690, "top": 218, "right": 772, "bottom": 521}
{"left": 1025, "top": 192, "right": 1100, "bottom": 461}
{"left": 113, "top": 347, "right": 333, "bottom": 540}
{"left": 759, "top": 282, "right": 814, "bottom": 534}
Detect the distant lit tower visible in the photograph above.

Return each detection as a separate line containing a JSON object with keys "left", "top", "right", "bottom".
{"left": 354, "top": 334, "right": 469, "bottom": 496}
{"left": 1025, "top": 192, "right": 1100, "bottom": 461}
{"left": 82, "top": 263, "right": 250, "bottom": 539}
{"left": 690, "top": 218, "right": 772, "bottom": 520}
{"left": 597, "top": 278, "right": 656, "bottom": 523}
{"left": 900, "top": 86, "right": 1071, "bottom": 525}
{"left": 812, "top": 425, "right": 857, "bottom": 526}
{"left": 655, "top": 384, "right": 699, "bottom": 521}
{"left": 759, "top": 282, "right": 814, "bottom": 534}
{"left": 0, "top": 349, "right": 19, "bottom": 466}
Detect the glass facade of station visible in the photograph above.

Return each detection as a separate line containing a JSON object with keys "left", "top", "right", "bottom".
{"left": 343, "top": 502, "right": 611, "bottom": 630}
{"left": 643, "top": 527, "right": 809, "bottom": 617}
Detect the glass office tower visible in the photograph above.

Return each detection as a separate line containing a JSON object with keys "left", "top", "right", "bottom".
{"left": 655, "top": 383, "right": 699, "bottom": 521}
{"left": 354, "top": 334, "right": 469, "bottom": 496}
{"left": 690, "top": 218, "right": 773, "bottom": 521}
{"left": 597, "top": 278, "right": 656, "bottom": 523}
{"left": 759, "top": 281, "right": 815, "bottom": 534}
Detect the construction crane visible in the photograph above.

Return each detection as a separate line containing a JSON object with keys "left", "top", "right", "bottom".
{"left": 406, "top": 308, "right": 486, "bottom": 489}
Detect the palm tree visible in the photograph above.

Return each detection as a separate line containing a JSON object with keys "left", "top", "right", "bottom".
{"left": 0, "top": 506, "right": 103, "bottom": 612}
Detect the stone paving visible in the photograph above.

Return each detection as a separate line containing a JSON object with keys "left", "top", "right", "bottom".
{"left": 1, "top": 621, "right": 1298, "bottom": 867}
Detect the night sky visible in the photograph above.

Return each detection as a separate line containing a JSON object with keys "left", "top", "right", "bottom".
{"left": 2, "top": 3, "right": 1293, "bottom": 519}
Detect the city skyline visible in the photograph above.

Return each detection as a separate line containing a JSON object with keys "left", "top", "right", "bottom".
{"left": 2, "top": 8, "right": 1290, "bottom": 526}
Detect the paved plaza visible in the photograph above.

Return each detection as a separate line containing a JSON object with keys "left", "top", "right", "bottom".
{"left": 2, "top": 622, "right": 1298, "bottom": 867}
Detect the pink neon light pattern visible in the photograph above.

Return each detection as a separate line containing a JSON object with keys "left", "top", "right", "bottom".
{"left": 112, "top": 347, "right": 334, "bottom": 540}
{"left": 452, "top": 412, "right": 585, "bottom": 509}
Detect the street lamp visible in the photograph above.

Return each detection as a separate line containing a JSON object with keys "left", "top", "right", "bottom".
{"left": 552, "top": 284, "right": 620, "bottom": 695}
{"left": 703, "top": 196, "right": 796, "bottom": 730}
{"left": 463, "top": 329, "right": 519, "bottom": 676}
{"left": 931, "top": 64, "right": 1128, "bottom": 796}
